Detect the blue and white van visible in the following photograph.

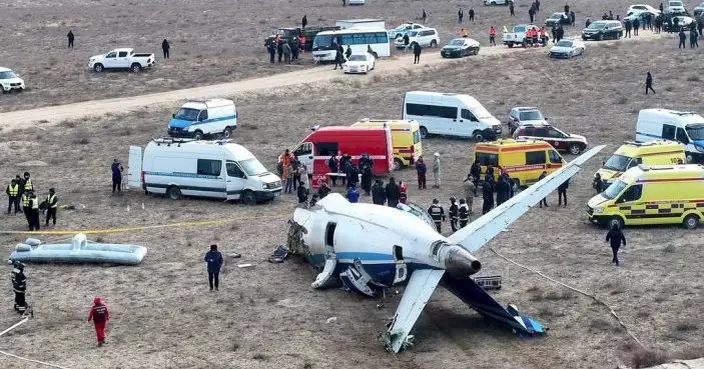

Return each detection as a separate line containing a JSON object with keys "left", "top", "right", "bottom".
{"left": 635, "top": 109, "right": 704, "bottom": 163}
{"left": 167, "top": 99, "right": 238, "bottom": 140}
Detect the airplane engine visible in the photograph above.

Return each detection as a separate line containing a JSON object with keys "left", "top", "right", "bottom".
{"left": 431, "top": 241, "right": 482, "bottom": 277}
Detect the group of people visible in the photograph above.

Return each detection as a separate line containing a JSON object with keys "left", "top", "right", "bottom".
{"left": 5, "top": 172, "right": 58, "bottom": 230}
{"left": 268, "top": 35, "right": 305, "bottom": 64}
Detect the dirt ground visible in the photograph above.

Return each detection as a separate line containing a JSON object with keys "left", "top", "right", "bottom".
{"left": 2, "top": 1, "right": 704, "bottom": 369}
{"left": 0, "top": 0, "right": 658, "bottom": 112}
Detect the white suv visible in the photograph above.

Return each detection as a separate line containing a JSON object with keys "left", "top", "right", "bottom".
{"left": 0, "top": 67, "right": 25, "bottom": 93}
{"left": 393, "top": 28, "right": 440, "bottom": 49}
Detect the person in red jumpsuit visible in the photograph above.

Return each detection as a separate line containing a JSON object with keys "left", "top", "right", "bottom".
{"left": 88, "top": 296, "right": 110, "bottom": 346}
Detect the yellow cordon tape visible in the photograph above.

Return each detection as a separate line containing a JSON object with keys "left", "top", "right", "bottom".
{"left": 0, "top": 214, "right": 290, "bottom": 235}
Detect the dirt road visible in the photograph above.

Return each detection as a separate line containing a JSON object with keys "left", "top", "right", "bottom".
{"left": 0, "top": 32, "right": 664, "bottom": 132}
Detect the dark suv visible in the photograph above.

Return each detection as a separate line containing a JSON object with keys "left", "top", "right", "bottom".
{"left": 581, "top": 20, "right": 624, "bottom": 41}
{"left": 513, "top": 124, "right": 588, "bottom": 155}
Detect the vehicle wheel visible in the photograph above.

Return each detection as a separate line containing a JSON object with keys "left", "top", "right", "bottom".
{"left": 474, "top": 47, "right": 480, "bottom": 55}
{"left": 167, "top": 186, "right": 182, "bottom": 200}
{"left": 608, "top": 216, "right": 625, "bottom": 230}
{"left": 568, "top": 143, "right": 582, "bottom": 155}
{"left": 430, "top": 40, "right": 437, "bottom": 48}
{"left": 617, "top": 32, "right": 621, "bottom": 40}
{"left": 0, "top": 85, "right": 5, "bottom": 94}
{"left": 508, "top": 43, "right": 514, "bottom": 48}
{"left": 686, "top": 154, "right": 693, "bottom": 163}
{"left": 582, "top": 36, "right": 587, "bottom": 41}
{"left": 241, "top": 190, "right": 257, "bottom": 205}
{"left": 131, "top": 63, "right": 142, "bottom": 73}
{"left": 472, "top": 131, "right": 484, "bottom": 142}
{"left": 93, "top": 63, "right": 104, "bottom": 73}
{"left": 683, "top": 214, "right": 700, "bottom": 229}
{"left": 193, "top": 131, "right": 204, "bottom": 140}
{"left": 395, "top": 34, "right": 402, "bottom": 39}
{"left": 222, "top": 127, "right": 232, "bottom": 139}
{"left": 598, "top": 33, "right": 604, "bottom": 41}
{"left": 393, "top": 158, "right": 404, "bottom": 171}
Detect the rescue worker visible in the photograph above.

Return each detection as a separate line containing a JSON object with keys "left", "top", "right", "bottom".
{"left": 23, "top": 172, "right": 33, "bottom": 193}
{"left": 489, "top": 25, "right": 497, "bottom": 46}
{"left": 458, "top": 8, "right": 464, "bottom": 23}
{"left": 29, "top": 191, "right": 40, "bottom": 230}
{"left": 282, "top": 42, "right": 292, "bottom": 64}
{"left": 346, "top": 183, "right": 360, "bottom": 203}
{"left": 268, "top": 41, "right": 277, "bottom": 64}
{"left": 385, "top": 177, "right": 401, "bottom": 207}
{"left": 646, "top": 71, "right": 656, "bottom": 95}
{"left": 298, "top": 35, "right": 306, "bottom": 53}
{"left": 540, "top": 26, "right": 549, "bottom": 46}
{"left": 460, "top": 27, "right": 469, "bottom": 38}
{"left": 21, "top": 191, "right": 31, "bottom": 228}
{"left": 678, "top": 28, "right": 687, "bottom": 49}
{"left": 45, "top": 188, "right": 58, "bottom": 226}
{"left": 6, "top": 178, "right": 20, "bottom": 215}
{"left": 317, "top": 181, "right": 331, "bottom": 199}
{"left": 625, "top": 18, "right": 632, "bottom": 38}
{"left": 557, "top": 179, "right": 569, "bottom": 207}
{"left": 415, "top": 156, "right": 427, "bottom": 189}
{"left": 327, "top": 155, "right": 339, "bottom": 186}
{"left": 503, "top": 25, "right": 509, "bottom": 35}
{"left": 428, "top": 199, "right": 445, "bottom": 233}
{"left": 347, "top": 163, "right": 359, "bottom": 189}
{"left": 538, "top": 171, "right": 548, "bottom": 207}
{"left": 334, "top": 44, "right": 344, "bottom": 70}
{"left": 532, "top": 27, "right": 539, "bottom": 46}
{"left": 399, "top": 181, "right": 408, "bottom": 204}
{"left": 67, "top": 30, "right": 74, "bottom": 48}
{"left": 361, "top": 164, "right": 373, "bottom": 196}
{"left": 432, "top": 153, "right": 441, "bottom": 188}
{"left": 345, "top": 45, "right": 352, "bottom": 60}
{"left": 605, "top": 224, "right": 626, "bottom": 266}
{"left": 11, "top": 261, "right": 27, "bottom": 314}
{"left": 594, "top": 173, "right": 605, "bottom": 194}
{"left": 204, "top": 244, "right": 223, "bottom": 291}
{"left": 371, "top": 180, "right": 386, "bottom": 205}
{"left": 468, "top": 8, "right": 475, "bottom": 22}
{"left": 88, "top": 297, "right": 110, "bottom": 346}
{"left": 482, "top": 176, "right": 494, "bottom": 214}
{"left": 495, "top": 176, "right": 510, "bottom": 206}
{"left": 449, "top": 197, "right": 459, "bottom": 232}
{"left": 111, "top": 159, "right": 123, "bottom": 194}
{"left": 297, "top": 180, "right": 309, "bottom": 206}
{"left": 458, "top": 199, "right": 470, "bottom": 228}
{"left": 463, "top": 174, "right": 476, "bottom": 213}
{"left": 413, "top": 42, "right": 422, "bottom": 64}
{"left": 161, "top": 39, "right": 170, "bottom": 59}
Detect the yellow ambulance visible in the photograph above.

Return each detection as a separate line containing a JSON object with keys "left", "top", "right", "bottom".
{"left": 595, "top": 141, "right": 686, "bottom": 186}
{"left": 351, "top": 119, "right": 423, "bottom": 170}
{"left": 587, "top": 164, "right": 704, "bottom": 229}
{"left": 473, "top": 139, "right": 565, "bottom": 188}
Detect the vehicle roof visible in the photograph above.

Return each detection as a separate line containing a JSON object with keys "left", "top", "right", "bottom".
{"left": 0, "top": 67, "right": 12, "bottom": 72}
{"left": 518, "top": 123, "right": 553, "bottom": 128}
{"left": 148, "top": 139, "right": 255, "bottom": 158}
{"left": 313, "top": 126, "right": 387, "bottom": 132}
{"left": 181, "top": 99, "right": 234, "bottom": 110}
{"left": 317, "top": 28, "right": 388, "bottom": 35}
{"left": 512, "top": 106, "right": 540, "bottom": 111}
{"left": 621, "top": 164, "right": 704, "bottom": 183}
{"left": 338, "top": 18, "right": 384, "bottom": 23}
{"left": 352, "top": 119, "right": 419, "bottom": 129}
{"left": 476, "top": 138, "right": 552, "bottom": 150}
{"left": 110, "top": 48, "right": 134, "bottom": 52}
{"left": 615, "top": 140, "right": 686, "bottom": 155}
{"left": 639, "top": 108, "right": 704, "bottom": 124}
{"left": 405, "top": 91, "right": 481, "bottom": 106}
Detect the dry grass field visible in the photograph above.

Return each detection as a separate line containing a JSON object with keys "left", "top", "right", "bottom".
{"left": 2, "top": 0, "right": 704, "bottom": 369}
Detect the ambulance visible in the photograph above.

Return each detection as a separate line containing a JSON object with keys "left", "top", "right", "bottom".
{"left": 351, "top": 119, "right": 423, "bottom": 170}
{"left": 587, "top": 164, "right": 704, "bottom": 229}
{"left": 473, "top": 139, "right": 565, "bottom": 188}
{"left": 595, "top": 141, "right": 686, "bottom": 186}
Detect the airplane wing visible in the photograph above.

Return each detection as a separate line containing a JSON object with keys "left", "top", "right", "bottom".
{"left": 386, "top": 268, "right": 445, "bottom": 353}
{"left": 448, "top": 145, "right": 605, "bottom": 253}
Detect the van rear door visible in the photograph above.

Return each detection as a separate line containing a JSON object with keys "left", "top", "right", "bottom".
{"left": 127, "top": 145, "right": 143, "bottom": 190}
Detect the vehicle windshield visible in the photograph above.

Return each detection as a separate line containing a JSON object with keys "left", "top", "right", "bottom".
{"left": 448, "top": 39, "right": 465, "bottom": 46}
{"left": 512, "top": 26, "right": 526, "bottom": 32}
{"left": 238, "top": 158, "right": 268, "bottom": 176}
{"left": 173, "top": 108, "right": 200, "bottom": 121}
{"left": 313, "top": 34, "right": 335, "bottom": 49}
{"left": 348, "top": 55, "right": 367, "bottom": 61}
{"left": 587, "top": 22, "right": 607, "bottom": 29}
{"left": 0, "top": 71, "right": 17, "bottom": 79}
{"left": 686, "top": 124, "right": 704, "bottom": 140}
{"left": 472, "top": 105, "right": 493, "bottom": 120}
{"left": 602, "top": 180, "right": 628, "bottom": 199}
{"left": 555, "top": 40, "right": 573, "bottom": 47}
{"left": 550, "top": 13, "right": 563, "bottom": 19}
{"left": 408, "top": 31, "right": 418, "bottom": 37}
{"left": 396, "top": 202, "right": 435, "bottom": 227}
{"left": 670, "top": 1, "right": 683, "bottom": 6}
{"left": 519, "top": 110, "right": 543, "bottom": 120}
{"left": 603, "top": 154, "right": 631, "bottom": 172}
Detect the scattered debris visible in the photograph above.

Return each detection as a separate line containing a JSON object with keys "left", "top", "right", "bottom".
{"left": 267, "top": 245, "right": 289, "bottom": 263}
{"left": 376, "top": 303, "right": 384, "bottom": 309}
{"left": 229, "top": 253, "right": 242, "bottom": 259}
{"left": 325, "top": 317, "right": 337, "bottom": 324}
{"left": 472, "top": 275, "right": 503, "bottom": 290}
{"left": 237, "top": 263, "right": 254, "bottom": 268}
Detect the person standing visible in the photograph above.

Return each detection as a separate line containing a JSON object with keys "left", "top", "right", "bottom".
{"left": 529, "top": 7, "right": 536, "bottom": 23}
{"left": 470, "top": 161, "right": 481, "bottom": 196}
{"left": 495, "top": 176, "right": 510, "bottom": 206}
{"left": 111, "top": 159, "right": 123, "bottom": 194}
{"left": 645, "top": 71, "right": 656, "bottom": 95}
{"left": 624, "top": 19, "right": 632, "bottom": 38}
{"left": 489, "top": 25, "right": 497, "bottom": 46}
{"left": 691, "top": 28, "right": 699, "bottom": 48}
{"left": 415, "top": 156, "right": 427, "bottom": 189}
{"left": 45, "top": 188, "right": 58, "bottom": 226}
{"left": 161, "top": 39, "right": 170, "bottom": 59}
{"left": 302, "top": 14, "right": 308, "bottom": 29}
{"left": 535, "top": 0, "right": 540, "bottom": 12}
{"left": 87, "top": 297, "right": 110, "bottom": 346}
{"left": 458, "top": 8, "right": 464, "bottom": 23}
{"left": 468, "top": 8, "right": 475, "bottom": 22}
{"left": 482, "top": 177, "right": 494, "bottom": 214}
{"left": 463, "top": 174, "right": 476, "bottom": 213}
{"left": 594, "top": 173, "right": 605, "bottom": 194}
{"left": 268, "top": 41, "right": 277, "bottom": 64}
{"left": 346, "top": 183, "right": 360, "bottom": 203}
{"left": 458, "top": 199, "right": 470, "bottom": 228}
{"left": 432, "top": 153, "right": 441, "bottom": 188}
{"left": 22, "top": 172, "right": 33, "bottom": 193}
{"left": 678, "top": 28, "right": 687, "bottom": 49}
{"left": 277, "top": 40, "right": 284, "bottom": 63}
{"left": 449, "top": 197, "right": 459, "bottom": 232}
{"left": 28, "top": 191, "right": 40, "bottom": 231}
{"left": 345, "top": 45, "right": 352, "bottom": 60}
{"left": 282, "top": 42, "right": 292, "bottom": 64}
{"left": 385, "top": 177, "right": 401, "bottom": 207}
{"left": 67, "top": 30, "right": 75, "bottom": 49}
{"left": 422, "top": 8, "right": 427, "bottom": 23}
{"left": 399, "top": 180, "right": 408, "bottom": 204}
{"left": 204, "top": 244, "right": 223, "bottom": 291}
{"left": 327, "top": 155, "right": 339, "bottom": 186}
{"left": 297, "top": 181, "right": 309, "bottom": 206}
{"left": 538, "top": 171, "right": 548, "bottom": 207}
{"left": 633, "top": 17, "right": 640, "bottom": 36}
{"left": 334, "top": 44, "right": 344, "bottom": 70}
{"left": 21, "top": 191, "right": 31, "bottom": 229}
{"left": 284, "top": 162, "right": 294, "bottom": 194}
{"left": 605, "top": 224, "right": 626, "bottom": 266}
{"left": 413, "top": 42, "right": 422, "bottom": 64}
{"left": 371, "top": 180, "right": 386, "bottom": 205}
{"left": 403, "top": 33, "right": 410, "bottom": 52}
{"left": 11, "top": 261, "right": 27, "bottom": 314}
{"left": 509, "top": 2, "right": 515, "bottom": 16}
{"left": 428, "top": 199, "right": 445, "bottom": 233}
{"left": 557, "top": 179, "right": 569, "bottom": 207}
{"left": 6, "top": 179, "right": 20, "bottom": 215}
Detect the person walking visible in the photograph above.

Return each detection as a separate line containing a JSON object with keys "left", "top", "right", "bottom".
{"left": 371, "top": 180, "right": 386, "bottom": 205}
{"left": 413, "top": 42, "right": 422, "bottom": 64}
{"left": 678, "top": 28, "right": 687, "bottom": 49}
{"left": 204, "top": 244, "right": 223, "bottom": 291}
{"left": 557, "top": 179, "right": 569, "bottom": 207}
{"left": 538, "top": 171, "right": 548, "bottom": 207}
{"left": 605, "top": 224, "right": 626, "bottom": 266}
{"left": 161, "top": 39, "right": 170, "bottom": 59}
{"left": 432, "top": 153, "right": 441, "bottom": 188}
{"left": 11, "top": 261, "right": 28, "bottom": 314}
{"left": 645, "top": 71, "right": 656, "bottom": 95}
{"left": 87, "top": 297, "right": 110, "bottom": 346}
{"left": 45, "top": 188, "right": 58, "bottom": 226}
{"left": 449, "top": 197, "right": 459, "bottom": 232}
{"left": 458, "top": 199, "right": 470, "bottom": 228}
{"left": 346, "top": 183, "right": 360, "bottom": 203}
{"left": 529, "top": 7, "right": 536, "bottom": 23}
{"left": 415, "top": 156, "right": 427, "bottom": 189}
{"left": 468, "top": 8, "right": 475, "bottom": 22}
{"left": 6, "top": 179, "right": 20, "bottom": 215}
{"left": 428, "top": 199, "right": 445, "bottom": 233}
{"left": 385, "top": 177, "right": 401, "bottom": 207}
{"left": 67, "top": 30, "right": 75, "bottom": 48}
{"left": 458, "top": 8, "right": 464, "bottom": 23}
{"left": 633, "top": 18, "right": 640, "bottom": 35}
{"left": 489, "top": 25, "right": 497, "bottom": 46}
{"left": 111, "top": 159, "right": 123, "bottom": 194}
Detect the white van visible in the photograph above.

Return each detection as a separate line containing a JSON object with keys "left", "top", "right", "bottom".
{"left": 128, "top": 138, "right": 282, "bottom": 205}
{"left": 635, "top": 109, "right": 704, "bottom": 163}
{"left": 167, "top": 99, "right": 238, "bottom": 140}
{"left": 402, "top": 91, "right": 502, "bottom": 141}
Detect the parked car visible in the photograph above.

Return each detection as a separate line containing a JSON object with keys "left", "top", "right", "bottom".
{"left": 665, "top": 0, "right": 686, "bottom": 14}
{"left": 627, "top": 4, "right": 662, "bottom": 16}
{"left": 347, "top": 0, "right": 365, "bottom": 4}
{"left": 483, "top": 0, "right": 509, "bottom": 4}
{"left": 88, "top": 48, "right": 155, "bottom": 73}
{"left": 388, "top": 22, "right": 424, "bottom": 39}
{"left": 582, "top": 20, "right": 624, "bottom": 41}
{"left": 440, "top": 38, "right": 480, "bottom": 58}
{"left": 513, "top": 124, "right": 588, "bottom": 155}
{"left": 167, "top": 99, "right": 238, "bottom": 140}
{"left": 624, "top": 10, "right": 658, "bottom": 23}
{"left": 695, "top": 1, "right": 704, "bottom": 16}
{"left": 663, "top": 15, "right": 696, "bottom": 31}
{"left": 0, "top": 67, "right": 25, "bottom": 93}
{"left": 545, "top": 12, "right": 571, "bottom": 27}
{"left": 507, "top": 107, "right": 547, "bottom": 134}
{"left": 548, "top": 39, "right": 585, "bottom": 58}
{"left": 393, "top": 28, "right": 439, "bottom": 49}
{"left": 342, "top": 53, "right": 376, "bottom": 74}
{"left": 503, "top": 24, "right": 541, "bottom": 47}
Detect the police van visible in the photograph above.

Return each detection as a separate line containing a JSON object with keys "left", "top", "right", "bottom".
{"left": 128, "top": 138, "right": 282, "bottom": 205}
{"left": 595, "top": 140, "right": 686, "bottom": 185}
{"left": 635, "top": 108, "right": 704, "bottom": 163}
{"left": 167, "top": 99, "right": 238, "bottom": 140}
{"left": 587, "top": 164, "right": 704, "bottom": 229}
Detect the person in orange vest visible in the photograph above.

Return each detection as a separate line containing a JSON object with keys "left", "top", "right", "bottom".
{"left": 460, "top": 27, "right": 468, "bottom": 37}
{"left": 489, "top": 25, "right": 497, "bottom": 46}
{"left": 524, "top": 28, "right": 533, "bottom": 47}
{"left": 531, "top": 27, "right": 539, "bottom": 47}
{"left": 299, "top": 34, "right": 306, "bottom": 53}
{"left": 540, "top": 26, "right": 549, "bottom": 46}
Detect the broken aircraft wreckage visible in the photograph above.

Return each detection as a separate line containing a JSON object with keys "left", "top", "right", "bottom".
{"left": 287, "top": 145, "right": 604, "bottom": 352}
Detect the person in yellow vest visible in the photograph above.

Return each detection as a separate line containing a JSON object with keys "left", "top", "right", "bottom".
{"left": 6, "top": 179, "right": 20, "bottom": 215}
{"left": 23, "top": 172, "right": 33, "bottom": 193}
{"left": 45, "top": 188, "right": 58, "bottom": 227}
{"left": 28, "top": 191, "right": 40, "bottom": 231}
{"left": 21, "top": 191, "right": 31, "bottom": 228}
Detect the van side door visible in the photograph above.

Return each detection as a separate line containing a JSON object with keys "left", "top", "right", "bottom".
{"left": 196, "top": 109, "right": 209, "bottom": 133}
{"left": 525, "top": 150, "right": 547, "bottom": 184}
{"left": 103, "top": 51, "right": 118, "bottom": 68}
{"left": 615, "top": 184, "right": 644, "bottom": 225}
{"left": 662, "top": 124, "right": 676, "bottom": 140}
{"left": 225, "top": 161, "right": 247, "bottom": 200}
{"left": 196, "top": 158, "right": 226, "bottom": 199}
{"left": 460, "top": 108, "right": 480, "bottom": 135}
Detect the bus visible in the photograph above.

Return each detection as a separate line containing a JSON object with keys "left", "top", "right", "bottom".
{"left": 312, "top": 28, "right": 390, "bottom": 62}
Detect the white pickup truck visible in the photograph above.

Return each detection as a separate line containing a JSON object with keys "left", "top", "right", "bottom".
{"left": 88, "top": 48, "right": 155, "bottom": 73}
{"left": 502, "top": 24, "right": 540, "bottom": 48}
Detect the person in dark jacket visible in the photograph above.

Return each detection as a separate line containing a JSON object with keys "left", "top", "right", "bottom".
{"left": 277, "top": 40, "right": 284, "bottom": 63}
{"left": 345, "top": 45, "right": 352, "bottom": 59}
{"left": 428, "top": 199, "right": 445, "bottom": 233}
{"left": 605, "top": 224, "right": 626, "bottom": 266}
{"left": 449, "top": 197, "right": 459, "bottom": 232}
{"left": 495, "top": 176, "right": 510, "bottom": 206}
{"left": 538, "top": 171, "right": 549, "bottom": 207}
{"left": 45, "top": 188, "right": 58, "bottom": 226}
{"left": 594, "top": 173, "right": 605, "bottom": 194}
{"left": 470, "top": 161, "right": 481, "bottom": 196}
{"left": 413, "top": 42, "right": 421, "bottom": 64}
{"left": 346, "top": 164, "right": 359, "bottom": 188}
{"left": 67, "top": 30, "right": 74, "bottom": 48}
{"left": 690, "top": 28, "right": 699, "bottom": 48}
{"left": 500, "top": 170, "right": 514, "bottom": 198}
{"left": 679, "top": 28, "right": 687, "bottom": 49}
{"left": 162, "top": 39, "right": 170, "bottom": 59}
{"left": 88, "top": 296, "right": 110, "bottom": 346}
{"left": 625, "top": 19, "right": 632, "bottom": 37}
{"left": 458, "top": 8, "right": 464, "bottom": 23}
{"left": 481, "top": 177, "right": 494, "bottom": 215}
{"left": 204, "top": 244, "right": 223, "bottom": 291}
{"left": 6, "top": 178, "right": 20, "bottom": 215}
{"left": 510, "top": 2, "right": 515, "bottom": 16}
{"left": 415, "top": 157, "right": 427, "bottom": 189}
{"left": 317, "top": 181, "right": 331, "bottom": 199}
{"left": 302, "top": 14, "right": 308, "bottom": 29}
{"left": 633, "top": 18, "right": 640, "bottom": 35}
{"left": 529, "top": 7, "right": 536, "bottom": 23}
{"left": 346, "top": 183, "right": 360, "bottom": 203}
{"left": 646, "top": 71, "right": 655, "bottom": 95}
{"left": 297, "top": 181, "right": 309, "bottom": 205}
{"left": 291, "top": 38, "right": 300, "bottom": 61}
{"left": 334, "top": 44, "right": 344, "bottom": 70}
{"left": 268, "top": 42, "right": 277, "bottom": 64}
{"left": 111, "top": 159, "right": 123, "bottom": 194}
{"left": 468, "top": 8, "right": 475, "bottom": 22}
{"left": 371, "top": 180, "right": 386, "bottom": 205}
{"left": 403, "top": 34, "right": 410, "bottom": 52}
{"left": 11, "top": 261, "right": 27, "bottom": 314}
{"left": 385, "top": 177, "right": 401, "bottom": 207}
{"left": 557, "top": 179, "right": 569, "bottom": 206}
{"left": 458, "top": 199, "right": 470, "bottom": 228}
{"left": 327, "top": 155, "right": 339, "bottom": 186}
{"left": 360, "top": 165, "right": 373, "bottom": 195}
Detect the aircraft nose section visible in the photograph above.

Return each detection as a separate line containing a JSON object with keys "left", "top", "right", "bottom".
{"left": 445, "top": 246, "right": 482, "bottom": 277}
